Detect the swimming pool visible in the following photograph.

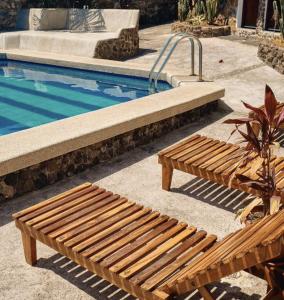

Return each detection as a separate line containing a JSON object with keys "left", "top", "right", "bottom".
{"left": 0, "top": 60, "right": 171, "bottom": 135}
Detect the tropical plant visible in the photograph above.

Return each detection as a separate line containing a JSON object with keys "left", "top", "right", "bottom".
{"left": 205, "top": 0, "right": 219, "bottom": 25}
{"left": 195, "top": 0, "right": 206, "bottom": 16}
{"left": 224, "top": 85, "right": 284, "bottom": 222}
{"left": 189, "top": 0, "right": 221, "bottom": 25}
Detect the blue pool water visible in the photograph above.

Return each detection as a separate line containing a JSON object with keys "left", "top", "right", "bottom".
{"left": 0, "top": 60, "right": 172, "bottom": 136}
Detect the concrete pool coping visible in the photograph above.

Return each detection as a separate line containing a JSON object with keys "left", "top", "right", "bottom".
{"left": 0, "top": 50, "right": 225, "bottom": 176}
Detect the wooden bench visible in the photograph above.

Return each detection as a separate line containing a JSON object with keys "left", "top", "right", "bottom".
{"left": 158, "top": 134, "right": 284, "bottom": 198}
{"left": 13, "top": 183, "right": 284, "bottom": 299}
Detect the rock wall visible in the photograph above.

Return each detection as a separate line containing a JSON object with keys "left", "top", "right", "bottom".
{"left": 258, "top": 42, "right": 284, "bottom": 74}
{"left": 172, "top": 22, "right": 231, "bottom": 38}
{"left": 0, "top": 101, "right": 218, "bottom": 200}
{"left": 95, "top": 28, "right": 139, "bottom": 60}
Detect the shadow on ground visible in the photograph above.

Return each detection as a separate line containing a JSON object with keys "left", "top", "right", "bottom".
{"left": 36, "top": 254, "right": 262, "bottom": 300}
{"left": 171, "top": 178, "right": 254, "bottom": 214}
{"left": 121, "top": 48, "right": 158, "bottom": 61}
{"left": 0, "top": 109, "right": 232, "bottom": 227}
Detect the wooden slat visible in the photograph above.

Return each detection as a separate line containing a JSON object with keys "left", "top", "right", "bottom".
{"left": 119, "top": 226, "right": 196, "bottom": 279}
{"left": 143, "top": 235, "right": 217, "bottom": 291}
{"left": 14, "top": 183, "right": 284, "bottom": 300}
{"left": 65, "top": 205, "right": 149, "bottom": 250}
{"left": 26, "top": 188, "right": 108, "bottom": 227}
{"left": 158, "top": 135, "right": 201, "bottom": 157}
{"left": 166, "top": 213, "right": 283, "bottom": 290}
{"left": 171, "top": 138, "right": 214, "bottom": 163}
{"left": 179, "top": 140, "right": 221, "bottom": 165}
{"left": 34, "top": 195, "right": 123, "bottom": 234}
{"left": 190, "top": 143, "right": 231, "bottom": 168}
{"left": 12, "top": 183, "right": 93, "bottom": 220}
{"left": 163, "top": 136, "right": 207, "bottom": 161}
{"left": 109, "top": 223, "right": 190, "bottom": 274}
{"left": 48, "top": 197, "right": 127, "bottom": 239}
{"left": 56, "top": 198, "right": 134, "bottom": 243}
{"left": 158, "top": 133, "right": 284, "bottom": 198}
{"left": 100, "top": 218, "right": 179, "bottom": 268}
{"left": 86, "top": 214, "right": 168, "bottom": 260}
{"left": 130, "top": 231, "right": 207, "bottom": 286}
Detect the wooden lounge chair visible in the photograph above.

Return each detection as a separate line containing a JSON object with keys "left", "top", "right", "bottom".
{"left": 13, "top": 183, "right": 284, "bottom": 299}
{"left": 158, "top": 134, "right": 284, "bottom": 198}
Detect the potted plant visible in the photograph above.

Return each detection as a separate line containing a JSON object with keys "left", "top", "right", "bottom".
{"left": 224, "top": 85, "right": 284, "bottom": 223}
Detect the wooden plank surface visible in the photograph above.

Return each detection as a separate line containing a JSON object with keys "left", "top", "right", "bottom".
{"left": 14, "top": 183, "right": 284, "bottom": 300}
{"left": 158, "top": 134, "right": 284, "bottom": 198}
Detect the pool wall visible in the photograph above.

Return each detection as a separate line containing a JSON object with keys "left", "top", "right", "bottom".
{"left": 0, "top": 50, "right": 225, "bottom": 200}
{"left": 0, "top": 102, "right": 217, "bottom": 199}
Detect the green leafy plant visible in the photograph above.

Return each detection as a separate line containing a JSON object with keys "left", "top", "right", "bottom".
{"left": 184, "top": 0, "right": 220, "bottom": 25}
{"left": 195, "top": 0, "right": 206, "bottom": 16}
{"left": 205, "top": 0, "right": 219, "bottom": 25}
{"left": 224, "top": 85, "right": 284, "bottom": 222}
{"left": 178, "top": 0, "right": 191, "bottom": 22}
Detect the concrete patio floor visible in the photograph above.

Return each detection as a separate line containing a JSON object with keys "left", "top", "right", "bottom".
{"left": 1, "top": 24, "right": 284, "bottom": 300}
{"left": 130, "top": 24, "right": 284, "bottom": 113}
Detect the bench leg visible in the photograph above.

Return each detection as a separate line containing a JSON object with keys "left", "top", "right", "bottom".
{"left": 21, "top": 231, "right": 37, "bottom": 266}
{"left": 162, "top": 164, "right": 173, "bottom": 191}
{"left": 198, "top": 286, "right": 214, "bottom": 300}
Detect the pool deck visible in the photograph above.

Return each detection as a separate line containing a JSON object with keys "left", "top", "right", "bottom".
{"left": 1, "top": 24, "right": 284, "bottom": 300}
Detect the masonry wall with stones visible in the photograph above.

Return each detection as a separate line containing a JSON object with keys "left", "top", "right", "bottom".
{"left": 172, "top": 23, "right": 231, "bottom": 38}
{"left": 0, "top": 102, "right": 218, "bottom": 201}
{"left": 258, "top": 43, "right": 284, "bottom": 74}
{"left": 95, "top": 28, "right": 139, "bottom": 60}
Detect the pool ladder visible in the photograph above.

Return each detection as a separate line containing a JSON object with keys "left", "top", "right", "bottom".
{"left": 149, "top": 33, "right": 203, "bottom": 92}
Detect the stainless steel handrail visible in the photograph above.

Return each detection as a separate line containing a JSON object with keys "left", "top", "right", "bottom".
{"left": 148, "top": 33, "right": 183, "bottom": 86}
{"left": 149, "top": 33, "right": 203, "bottom": 92}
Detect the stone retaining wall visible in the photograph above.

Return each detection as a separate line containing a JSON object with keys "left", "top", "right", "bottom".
{"left": 95, "top": 27, "right": 139, "bottom": 60}
{"left": 172, "top": 22, "right": 231, "bottom": 38}
{"left": 258, "top": 42, "right": 284, "bottom": 74}
{"left": 0, "top": 101, "right": 218, "bottom": 201}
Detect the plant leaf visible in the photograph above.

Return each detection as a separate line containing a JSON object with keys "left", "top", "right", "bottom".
{"left": 276, "top": 107, "right": 284, "bottom": 127}
{"left": 223, "top": 118, "right": 253, "bottom": 125}
{"left": 242, "top": 101, "right": 266, "bottom": 121}
{"left": 246, "top": 122, "right": 261, "bottom": 152}
{"left": 264, "top": 85, "right": 278, "bottom": 122}
{"left": 237, "top": 128, "right": 260, "bottom": 152}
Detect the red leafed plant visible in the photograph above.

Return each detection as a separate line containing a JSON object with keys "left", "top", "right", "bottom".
{"left": 224, "top": 85, "right": 284, "bottom": 222}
